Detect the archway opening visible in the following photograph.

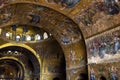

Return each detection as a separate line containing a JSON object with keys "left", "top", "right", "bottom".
{"left": 100, "top": 76, "right": 106, "bottom": 80}
{"left": 53, "top": 77, "right": 60, "bottom": 80}
{"left": 78, "top": 73, "right": 88, "bottom": 80}
{"left": 0, "top": 46, "right": 40, "bottom": 80}
{"left": 0, "top": 59, "right": 24, "bottom": 80}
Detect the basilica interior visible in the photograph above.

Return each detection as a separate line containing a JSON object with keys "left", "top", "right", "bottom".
{"left": 0, "top": 0, "right": 120, "bottom": 80}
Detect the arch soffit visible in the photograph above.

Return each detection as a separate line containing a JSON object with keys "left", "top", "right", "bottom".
{"left": 0, "top": 3, "right": 84, "bottom": 46}
{"left": 0, "top": 1, "right": 120, "bottom": 39}
{"left": 0, "top": 43, "right": 41, "bottom": 72}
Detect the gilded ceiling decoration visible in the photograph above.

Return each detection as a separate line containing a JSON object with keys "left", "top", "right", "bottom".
{"left": 0, "top": 3, "right": 86, "bottom": 78}
{"left": 86, "top": 26, "right": 120, "bottom": 64}
{"left": 0, "top": 0, "right": 120, "bottom": 80}
{"left": 74, "top": 0, "right": 120, "bottom": 38}
{"left": 45, "top": 0, "right": 80, "bottom": 10}
{"left": 0, "top": 0, "right": 119, "bottom": 39}
{"left": 0, "top": 3, "right": 82, "bottom": 45}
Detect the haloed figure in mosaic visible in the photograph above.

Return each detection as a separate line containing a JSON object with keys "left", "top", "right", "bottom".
{"left": 110, "top": 67, "right": 118, "bottom": 80}
{"left": 99, "top": 42, "right": 106, "bottom": 58}
{"left": 53, "top": 0, "right": 80, "bottom": 9}
{"left": 27, "top": 13, "right": 40, "bottom": 24}
{"left": 113, "top": 36, "right": 120, "bottom": 54}
{"left": 92, "top": 43, "right": 97, "bottom": 57}
{"left": 104, "top": 0, "right": 120, "bottom": 15}
{"left": 90, "top": 69, "right": 96, "bottom": 80}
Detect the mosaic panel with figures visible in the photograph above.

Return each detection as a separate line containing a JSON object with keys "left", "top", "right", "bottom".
{"left": 89, "top": 62, "right": 120, "bottom": 80}
{"left": 45, "top": 0, "right": 80, "bottom": 10}
{"left": 74, "top": 0, "right": 120, "bottom": 38}
{"left": 86, "top": 26, "right": 120, "bottom": 64}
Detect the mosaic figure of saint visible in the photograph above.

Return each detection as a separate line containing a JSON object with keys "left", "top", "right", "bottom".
{"left": 104, "top": 0, "right": 117, "bottom": 6}
{"left": 107, "top": 4, "right": 119, "bottom": 15}
{"left": 46, "top": 0, "right": 80, "bottom": 9}
{"left": 27, "top": 14, "right": 40, "bottom": 24}
{"left": 61, "top": 35, "right": 70, "bottom": 44}
{"left": 110, "top": 67, "right": 118, "bottom": 80}
{"left": 90, "top": 69, "right": 96, "bottom": 80}
{"left": 113, "top": 37, "right": 120, "bottom": 54}
{"left": 61, "top": 0, "right": 80, "bottom": 8}
{"left": 61, "top": 29, "right": 71, "bottom": 44}
{"left": 92, "top": 43, "right": 97, "bottom": 57}
{"left": 104, "top": 0, "right": 120, "bottom": 15}
{"left": 99, "top": 43, "right": 106, "bottom": 58}
{"left": 111, "top": 73, "right": 118, "bottom": 80}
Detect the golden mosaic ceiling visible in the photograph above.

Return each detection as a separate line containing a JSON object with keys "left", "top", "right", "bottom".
{"left": 0, "top": 0, "right": 120, "bottom": 40}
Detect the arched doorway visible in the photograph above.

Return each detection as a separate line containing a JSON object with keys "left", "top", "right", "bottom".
{"left": 0, "top": 59, "right": 24, "bottom": 80}
{"left": 100, "top": 76, "right": 106, "bottom": 80}
{"left": 0, "top": 46, "right": 40, "bottom": 80}
{"left": 53, "top": 77, "right": 60, "bottom": 80}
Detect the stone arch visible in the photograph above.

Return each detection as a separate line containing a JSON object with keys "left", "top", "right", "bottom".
{"left": 0, "top": 57, "right": 25, "bottom": 73}
{"left": 0, "top": 58, "right": 25, "bottom": 79}
{"left": 0, "top": 2, "right": 87, "bottom": 80}
{"left": 0, "top": 43, "right": 41, "bottom": 70}
{"left": 0, "top": 43, "right": 41, "bottom": 79}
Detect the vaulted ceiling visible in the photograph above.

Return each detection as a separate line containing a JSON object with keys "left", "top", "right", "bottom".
{"left": 0, "top": 0, "right": 120, "bottom": 40}
{"left": 0, "top": 0, "right": 120, "bottom": 69}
